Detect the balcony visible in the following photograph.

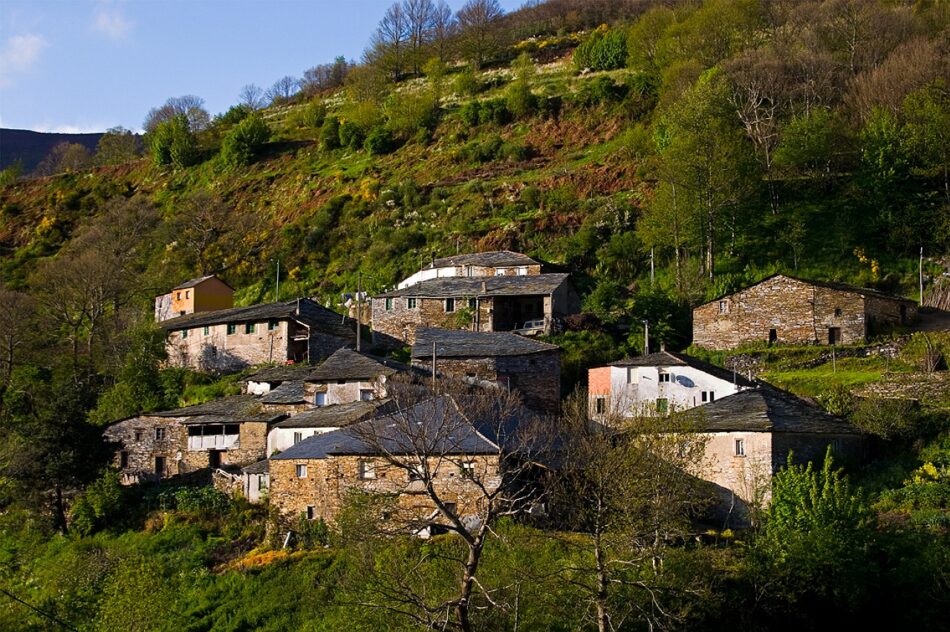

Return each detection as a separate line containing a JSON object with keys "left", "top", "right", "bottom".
{"left": 187, "top": 423, "right": 240, "bottom": 451}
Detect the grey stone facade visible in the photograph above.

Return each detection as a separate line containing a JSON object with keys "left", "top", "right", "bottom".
{"left": 693, "top": 275, "right": 917, "bottom": 350}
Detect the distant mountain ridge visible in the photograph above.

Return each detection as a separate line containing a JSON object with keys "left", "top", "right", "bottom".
{"left": 0, "top": 128, "right": 104, "bottom": 172}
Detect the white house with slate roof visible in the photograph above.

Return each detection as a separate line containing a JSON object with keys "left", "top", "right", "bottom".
{"left": 588, "top": 351, "right": 755, "bottom": 419}
{"left": 397, "top": 250, "right": 546, "bottom": 289}
{"left": 266, "top": 400, "right": 388, "bottom": 455}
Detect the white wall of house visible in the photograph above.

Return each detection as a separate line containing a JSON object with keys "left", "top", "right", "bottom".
{"left": 246, "top": 380, "right": 273, "bottom": 395}
{"left": 601, "top": 364, "right": 746, "bottom": 417}
{"left": 267, "top": 426, "right": 339, "bottom": 456}
{"left": 242, "top": 472, "right": 269, "bottom": 503}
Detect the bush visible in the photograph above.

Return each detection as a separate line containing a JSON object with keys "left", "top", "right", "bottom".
{"left": 213, "top": 104, "right": 251, "bottom": 127}
{"left": 70, "top": 470, "right": 125, "bottom": 535}
{"left": 301, "top": 100, "right": 328, "bottom": 128}
{"left": 364, "top": 126, "right": 396, "bottom": 155}
{"left": 338, "top": 120, "right": 365, "bottom": 150}
{"left": 294, "top": 516, "right": 330, "bottom": 549}
{"left": 220, "top": 113, "right": 271, "bottom": 167}
{"left": 851, "top": 396, "right": 921, "bottom": 440}
{"left": 574, "top": 27, "right": 628, "bottom": 72}
{"left": 149, "top": 114, "right": 198, "bottom": 168}
{"left": 478, "top": 99, "right": 511, "bottom": 125}
{"left": 454, "top": 66, "right": 480, "bottom": 96}
{"left": 319, "top": 117, "right": 341, "bottom": 150}
{"left": 459, "top": 101, "right": 481, "bottom": 127}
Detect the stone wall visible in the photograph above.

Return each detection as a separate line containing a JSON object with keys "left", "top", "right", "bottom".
{"left": 166, "top": 321, "right": 292, "bottom": 372}
{"left": 693, "top": 276, "right": 873, "bottom": 349}
{"left": 414, "top": 350, "right": 560, "bottom": 414}
{"left": 372, "top": 296, "right": 495, "bottom": 344}
{"left": 865, "top": 295, "right": 917, "bottom": 333}
{"left": 269, "top": 454, "right": 500, "bottom": 526}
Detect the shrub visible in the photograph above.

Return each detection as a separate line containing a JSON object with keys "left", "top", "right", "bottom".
{"left": 301, "top": 100, "right": 328, "bottom": 128}
{"left": 459, "top": 101, "right": 481, "bottom": 127}
{"left": 478, "top": 99, "right": 511, "bottom": 125}
{"left": 851, "top": 396, "right": 921, "bottom": 440}
{"left": 338, "top": 120, "right": 365, "bottom": 150}
{"left": 70, "top": 470, "right": 125, "bottom": 535}
{"left": 574, "top": 27, "right": 628, "bottom": 71}
{"left": 294, "top": 515, "right": 330, "bottom": 549}
{"left": 454, "top": 65, "right": 480, "bottom": 96}
{"left": 364, "top": 126, "right": 396, "bottom": 155}
{"left": 220, "top": 114, "right": 271, "bottom": 167}
{"left": 149, "top": 114, "right": 198, "bottom": 168}
{"left": 213, "top": 104, "right": 251, "bottom": 127}
{"left": 319, "top": 116, "right": 341, "bottom": 150}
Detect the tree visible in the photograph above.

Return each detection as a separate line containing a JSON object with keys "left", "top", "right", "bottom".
{"left": 455, "top": 0, "right": 504, "bottom": 69}
{"left": 0, "top": 290, "right": 35, "bottom": 387}
{"left": 551, "top": 393, "right": 711, "bottom": 632}
{"left": 506, "top": 52, "right": 537, "bottom": 119}
{"left": 366, "top": 2, "right": 410, "bottom": 81}
{"left": 143, "top": 95, "right": 209, "bottom": 133}
{"left": 902, "top": 82, "right": 950, "bottom": 205}
{"left": 149, "top": 114, "right": 199, "bottom": 168}
{"left": 0, "top": 366, "right": 109, "bottom": 533}
{"left": 33, "top": 142, "right": 93, "bottom": 176}
{"left": 94, "top": 127, "right": 141, "bottom": 166}
{"left": 238, "top": 83, "right": 265, "bottom": 110}
{"left": 266, "top": 75, "right": 300, "bottom": 104}
{"left": 347, "top": 380, "right": 550, "bottom": 632}
{"left": 219, "top": 113, "right": 271, "bottom": 167}
{"left": 405, "top": 0, "right": 437, "bottom": 75}
{"left": 430, "top": 0, "right": 456, "bottom": 61}
{"left": 301, "top": 57, "right": 352, "bottom": 96}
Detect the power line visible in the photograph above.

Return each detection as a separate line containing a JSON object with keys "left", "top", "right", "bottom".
{"left": 0, "top": 586, "right": 78, "bottom": 631}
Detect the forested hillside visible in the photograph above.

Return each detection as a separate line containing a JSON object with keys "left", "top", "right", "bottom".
{"left": 1, "top": 0, "right": 949, "bottom": 629}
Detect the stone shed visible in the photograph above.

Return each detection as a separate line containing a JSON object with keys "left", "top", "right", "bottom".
{"left": 161, "top": 298, "right": 357, "bottom": 373}
{"left": 371, "top": 273, "right": 579, "bottom": 344}
{"left": 412, "top": 328, "right": 561, "bottom": 415}
{"left": 680, "top": 386, "right": 864, "bottom": 525}
{"left": 692, "top": 274, "right": 917, "bottom": 350}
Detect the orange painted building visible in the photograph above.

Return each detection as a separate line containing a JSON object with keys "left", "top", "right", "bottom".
{"left": 155, "top": 275, "right": 234, "bottom": 322}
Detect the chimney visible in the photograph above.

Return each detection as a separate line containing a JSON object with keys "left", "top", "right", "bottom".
{"left": 481, "top": 280, "right": 487, "bottom": 294}
{"left": 660, "top": 342, "right": 666, "bottom": 351}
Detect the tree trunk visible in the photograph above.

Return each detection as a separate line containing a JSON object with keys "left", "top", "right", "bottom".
{"left": 53, "top": 485, "right": 68, "bottom": 535}
{"left": 594, "top": 529, "right": 610, "bottom": 632}
{"left": 456, "top": 535, "right": 483, "bottom": 632}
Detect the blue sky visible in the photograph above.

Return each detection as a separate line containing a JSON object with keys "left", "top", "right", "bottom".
{"left": 0, "top": 0, "right": 524, "bottom": 133}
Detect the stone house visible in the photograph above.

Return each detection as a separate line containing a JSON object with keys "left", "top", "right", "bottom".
{"left": 269, "top": 395, "right": 503, "bottom": 531}
{"left": 154, "top": 275, "right": 234, "bottom": 323}
{"left": 104, "top": 395, "right": 285, "bottom": 484}
{"left": 267, "top": 400, "right": 387, "bottom": 456}
{"left": 680, "top": 386, "right": 863, "bottom": 525}
{"left": 693, "top": 274, "right": 918, "bottom": 350}
{"left": 397, "top": 251, "right": 546, "bottom": 289}
{"left": 372, "top": 273, "right": 579, "bottom": 343}
{"left": 412, "top": 328, "right": 561, "bottom": 414}
{"left": 160, "top": 298, "right": 357, "bottom": 373}
{"left": 588, "top": 350, "right": 755, "bottom": 418}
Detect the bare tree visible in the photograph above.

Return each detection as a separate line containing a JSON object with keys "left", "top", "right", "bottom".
{"left": 32, "top": 142, "right": 93, "bottom": 177}
{"left": 455, "top": 0, "right": 504, "bottom": 69}
{"left": 550, "top": 393, "right": 712, "bottom": 632}
{"left": 430, "top": 0, "right": 456, "bottom": 61}
{"left": 0, "top": 290, "right": 35, "bottom": 386}
{"left": 366, "top": 2, "right": 411, "bottom": 81}
{"left": 405, "top": 0, "right": 437, "bottom": 75}
{"left": 143, "top": 95, "right": 210, "bottom": 133}
{"left": 265, "top": 76, "right": 300, "bottom": 104}
{"left": 95, "top": 126, "right": 141, "bottom": 166}
{"left": 301, "top": 57, "right": 352, "bottom": 96}
{"left": 238, "top": 84, "right": 266, "bottom": 110}
{"left": 347, "top": 379, "right": 551, "bottom": 632}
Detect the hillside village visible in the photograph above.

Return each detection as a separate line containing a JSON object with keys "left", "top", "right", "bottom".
{"left": 1, "top": 0, "right": 949, "bottom": 629}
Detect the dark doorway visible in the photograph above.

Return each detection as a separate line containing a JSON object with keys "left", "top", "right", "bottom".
{"left": 768, "top": 329, "right": 777, "bottom": 344}
{"left": 209, "top": 450, "right": 222, "bottom": 469}
{"left": 828, "top": 327, "right": 841, "bottom": 345}
{"left": 155, "top": 456, "right": 166, "bottom": 477}
{"left": 899, "top": 304, "right": 907, "bottom": 324}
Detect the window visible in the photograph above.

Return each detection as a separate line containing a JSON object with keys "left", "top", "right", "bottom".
{"left": 658, "top": 372, "right": 671, "bottom": 383}
{"left": 155, "top": 427, "right": 166, "bottom": 440}
{"left": 185, "top": 290, "right": 190, "bottom": 299}
{"left": 155, "top": 456, "right": 166, "bottom": 475}
{"left": 360, "top": 389, "right": 375, "bottom": 401}
{"left": 133, "top": 430, "right": 142, "bottom": 442}
{"left": 627, "top": 368, "right": 637, "bottom": 383}
{"left": 443, "top": 502, "right": 457, "bottom": 517}
{"left": 495, "top": 269, "right": 506, "bottom": 276}
{"left": 709, "top": 391, "right": 715, "bottom": 402}
{"left": 828, "top": 327, "right": 841, "bottom": 345}
{"left": 444, "top": 298, "right": 456, "bottom": 313}
{"left": 735, "top": 439, "right": 745, "bottom": 456}
{"left": 306, "top": 506, "right": 315, "bottom": 520}
{"left": 468, "top": 297, "right": 477, "bottom": 310}
{"left": 719, "top": 300, "right": 729, "bottom": 314}
{"left": 460, "top": 462, "right": 476, "bottom": 479}
{"left": 258, "top": 477, "right": 267, "bottom": 492}
{"left": 385, "top": 298, "right": 393, "bottom": 311}
{"left": 227, "top": 323, "right": 237, "bottom": 335}
{"left": 120, "top": 451, "right": 129, "bottom": 468}
{"left": 268, "top": 320, "right": 278, "bottom": 331}
{"left": 358, "top": 460, "right": 376, "bottom": 480}
{"left": 314, "top": 392, "right": 327, "bottom": 406}
{"left": 296, "top": 464, "right": 308, "bottom": 478}
{"left": 176, "top": 292, "right": 181, "bottom": 300}
{"left": 701, "top": 391, "right": 709, "bottom": 403}
{"left": 245, "top": 323, "right": 256, "bottom": 334}
{"left": 407, "top": 297, "right": 417, "bottom": 309}
{"left": 768, "top": 328, "right": 777, "bottom": 344}
{"left": 181, "top": 328, "right": 188, "bottom": 339}
{"left": 594, "top": 397, "right": 606, "bottom": 414}
{"left": 293, "top": 432, "right": 303, "bottom": 445}
{"left": 834, "top": 307, "right": 842, "bottom": 317}
{"left": 203, "top": 326, "right": 210, "bottom": 336}
{"left": 656, "top": 398, "right": 669, "bottom": 413}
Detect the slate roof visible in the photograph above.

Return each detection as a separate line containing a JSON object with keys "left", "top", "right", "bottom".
{"left": 244, "top": 363, "right": 317, "bottom": 384}
{"left": 702, "top": 274, "right": 916, "bottom": 306}
{"left": 683, "top": 386, "right": 861, "bottom": 434}
{"left": 600, "top": 351, "right": 755, "bottom": 388}
{"left": 271, "top": 400, "right": 386, "bottom": 429}
{"left": 158, "top": 298, "right": 356, "bottom": 339}
{"left": 307, "top": 347, "right": 409, "bottom": 382}
{"left": 261, "top": 381, "right": 307, "bottom": 404}
{"left": 151, "top": 394, "right": 284, "bottom": 425}
{"left": 427, "top": 251, "right": 541, "bottom": 269}
{"left": 412, "top": 328, "right": 559, "bottom": 359}
{"left": 241, "top": 459, "right": 269, "bottom": 474}
{"left": 376, "top": 273, "right": 570, "bottom": 298}
{"left": 272, "top": 395, "right": 499, "bottom": 460}
{"left": 173, "top": 275, "right": 232, "bottom": 291}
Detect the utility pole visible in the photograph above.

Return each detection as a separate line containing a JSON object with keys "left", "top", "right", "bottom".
{"left": 274, "top": 259, "right": 280, "bottom": 302}
{"left": 642, "top": 319, "right": 649, "bottom": 356}
{"left": 432, "top": 341, "right": 437, "bottom": 394}
{"left": 920, "top": 246, "right": 924, "bottom": 305}
{"left": 650, "top": 247, "right": 655, "bottom": 288}
{"left": 356, "top": 271, "right": 362, "bottom": 352}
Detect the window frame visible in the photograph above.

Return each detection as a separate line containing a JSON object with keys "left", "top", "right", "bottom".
{"left": 656, "top": 398, "right": 669, "bottom": 413}
{"left": 460, "top": 461, "right": 476, "bottom": 479}
{"left": 154, "top": 427, "right": 166, "bottom": 441}
{"left": 385, "top": 297, "right": 393, "bottom": 311}
{"left": 407, "top": 297, "right": 418, "bottom": 309}
{"left": 658, "top": 371, "right": 671, "bottom": 383}
{"left": 358, "top": 460, "right": 376, "bottom": 480}
{"left": 735, "top": 439, "right": 745, "bottom": 457}
{"left": 296, "top": 464, "right": 308, "bottom": 478}
{"left": 594, "top": 396, "right": 606, "bottom": 415}
{"left": 444, "top": 297, "right": 456, "bottom": 313}
{"left": 227, "top": 323, "right": 237, "bottom": 335}
{"left": 245, "top": 322, "right": 256, "bottom": 334}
